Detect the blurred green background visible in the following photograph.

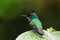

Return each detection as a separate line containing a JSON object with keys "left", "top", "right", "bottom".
{"left": 0, "top": 0, "right": 60, "bottom": 40}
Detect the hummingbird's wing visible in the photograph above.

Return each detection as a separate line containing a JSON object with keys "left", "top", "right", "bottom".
{"left": 30, "top": 23, "right": 44, "bottom": 35}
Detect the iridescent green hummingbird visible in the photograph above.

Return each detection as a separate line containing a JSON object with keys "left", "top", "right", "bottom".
{"left": 22, "top": 11, "right": 44, "bottom": 35}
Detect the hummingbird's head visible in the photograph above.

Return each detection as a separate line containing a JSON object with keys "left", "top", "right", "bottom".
{"left": 22, "top": 10, "right": 35, "bottom": 17}
{"left": 22, "top": 10, "right": 37, "bottom": 20}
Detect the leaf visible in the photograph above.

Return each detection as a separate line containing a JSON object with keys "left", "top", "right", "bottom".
{"left": 16, "top": 30, "right": 49, "bottom": 40}
{"left": 16, "top": 30, "right": 60, "bottom": 40}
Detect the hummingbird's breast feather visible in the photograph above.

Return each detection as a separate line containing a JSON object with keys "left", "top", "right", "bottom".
{"left": 30, "top": 19, "right": 42, "bottom": 30}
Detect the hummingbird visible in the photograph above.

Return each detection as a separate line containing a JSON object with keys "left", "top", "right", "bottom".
{"left": 22, "top": 11, "right": 44, "bottom": 35}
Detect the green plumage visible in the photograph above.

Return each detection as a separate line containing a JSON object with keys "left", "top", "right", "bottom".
{"left": 30, "top": 13, "right": 42, "bottom": 30}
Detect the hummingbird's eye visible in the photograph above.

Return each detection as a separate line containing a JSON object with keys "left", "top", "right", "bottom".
{"left": 27, "top": 14, "right": 31, "bottom": 18}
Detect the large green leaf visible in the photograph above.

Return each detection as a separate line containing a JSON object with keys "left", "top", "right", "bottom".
{"left": 16, "top": 30, "right": 60, "bottom": 40}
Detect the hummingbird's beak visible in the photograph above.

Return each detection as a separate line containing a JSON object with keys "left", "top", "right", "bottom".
{"left": 22, "top": 15, "right": 30, "bottom": 21}
{"left": 21, "top": 15, "right": 27, "bottom": 17}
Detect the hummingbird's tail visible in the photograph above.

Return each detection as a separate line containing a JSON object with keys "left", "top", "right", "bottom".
{"left": 37, "top": 29, "right": 44, "bottom": 35}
